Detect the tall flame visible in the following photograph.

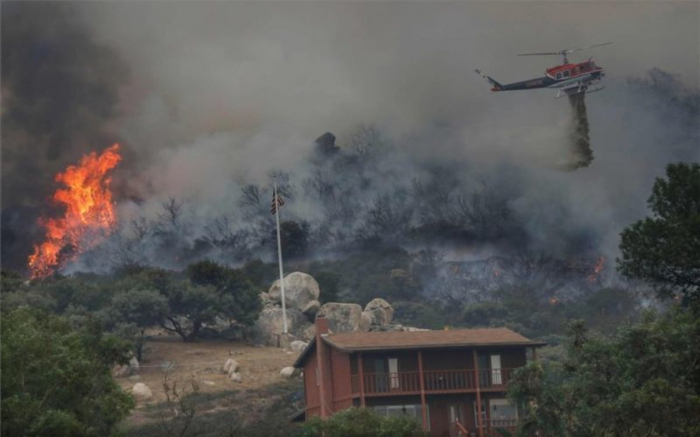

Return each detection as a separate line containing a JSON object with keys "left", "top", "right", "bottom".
{"left": 28, "top": 144, "right": 122, "bottom": 278}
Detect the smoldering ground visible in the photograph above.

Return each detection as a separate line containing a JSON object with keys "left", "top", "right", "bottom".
{"left": 1, "top": 2, "right": 698, "bottom": 275}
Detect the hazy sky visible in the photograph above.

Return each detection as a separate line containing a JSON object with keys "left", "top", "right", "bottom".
{"left": 82, "top": 1, "right": 699, "bottom": 142}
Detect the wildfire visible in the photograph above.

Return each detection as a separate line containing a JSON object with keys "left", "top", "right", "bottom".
{"left": 28, "top": 144, "right": 122, "bottom": 278}
{"left": 587, "top": 256, "right": 605, "bottom": 283}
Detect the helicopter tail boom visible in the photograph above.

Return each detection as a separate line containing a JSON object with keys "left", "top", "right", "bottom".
{"left": 474, "top": 69, "right": 504, "bottom": 91}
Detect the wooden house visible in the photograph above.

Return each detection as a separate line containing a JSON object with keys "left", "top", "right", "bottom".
{"left": 293, "top": 316, "right": 545, "bottom": 437}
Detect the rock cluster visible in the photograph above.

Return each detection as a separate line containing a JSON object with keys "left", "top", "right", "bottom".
{"left": 251, "top": 272, "right": 418, "bottom": 347}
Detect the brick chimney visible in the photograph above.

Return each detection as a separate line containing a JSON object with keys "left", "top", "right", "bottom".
{"left": 315, "top": 315, "right": 330, "bottom": 336}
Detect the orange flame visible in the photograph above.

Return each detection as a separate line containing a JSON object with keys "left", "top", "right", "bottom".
{"left": 587, "top": 256, "right": 605, "bottom": 283}
{"left": 28, "top": 144, "right": 122, "bottom": 278}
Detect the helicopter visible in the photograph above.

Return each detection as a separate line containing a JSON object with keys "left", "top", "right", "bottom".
{"left": 475, "top": 42, "right": 612, "bottom": 98}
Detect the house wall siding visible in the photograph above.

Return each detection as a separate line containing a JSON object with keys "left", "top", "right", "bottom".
{"left": 330, "top": 348, "right": 354, "bottom": 411}
{"left": 304, "top": 347, "right": 320, "bottom": 418}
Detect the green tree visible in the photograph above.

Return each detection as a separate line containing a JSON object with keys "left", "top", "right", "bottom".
{"left": 104, "top": 288, "right": 169, "bottom": 360}
{"left": 187, "top": 260, "right": 229, "bottom": 287}
{"left": 299, "top": 408, "right": 426, "bottom": 437}
{"left": 507, "top": 362, "right": 566, "bottom": 437}
{"left": 508, "top": 311, "right": 700, "bottom": 437}
{"left": 1, "top": 308, "right": 134, "bottom": 437}
{"left": 159, "top": 280, "right": 221, "bottom": 342}
{"left": 153, "top": 262, "right": 262, "bottom": 342}
{"left": 618, "top": 162, "right": 700, "bottom": 305}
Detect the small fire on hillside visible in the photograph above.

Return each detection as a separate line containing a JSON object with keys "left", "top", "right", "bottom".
{"left": 28, "top": 144, "right": 122, "bottom": 278}
{"left": 588, "top": 256, "right": 605, "bottom": 283}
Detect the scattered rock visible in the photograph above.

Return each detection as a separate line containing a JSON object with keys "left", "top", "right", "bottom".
{"left": 364, "top": 298, "right": 395, "bottom": 325}
{"left": 280, "top": 367, "right": 297, "bottom": 378}
{"left": 202, "top": 380, "right": 216, "bottom": 386}
{"left": 131, "top": 383, "right": 153, "bottom": 400}
{"left": 230, "top": 372, "right": 242, "bottom": 383}
{"left": 223, "top": 358, "right": 240, "bottom": 375}
{"left": 128, "top": 375, "right": 142, "bottom": 382}
{"left": 290, "top": 340, "right": 308, "bottom": 352}
{"left": 129, "top": 356, "right": 140, "bottom": 371}
{"left": 268, "top": 272, "right": 320, "bottom": 312}
{"left": 279, "top": 333, "right": 298, "bottom": 349}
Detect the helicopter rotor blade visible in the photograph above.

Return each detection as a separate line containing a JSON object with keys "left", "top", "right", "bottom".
{"left": 518, "top": 43, "right": 613, "bottom": 58}
{"left": 517, "top": 52, "right": 562, "bottom": 56}
{"left": 564, "top": 42, "right": 614, "bottom": 54}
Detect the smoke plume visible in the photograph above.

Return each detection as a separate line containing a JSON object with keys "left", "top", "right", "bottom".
{"left": 2, "top": 2, "right": 698, "bottom": 281}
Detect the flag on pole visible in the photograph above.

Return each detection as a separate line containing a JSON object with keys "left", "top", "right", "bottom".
{"left": 270, "top": 190, "right": 285, "bottom": 215}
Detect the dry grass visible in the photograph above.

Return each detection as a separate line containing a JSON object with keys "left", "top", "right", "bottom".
{"left": 117, "top": 331, "right": 300, "bottom": 427}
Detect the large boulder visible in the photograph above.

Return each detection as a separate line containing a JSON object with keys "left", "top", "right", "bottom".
{"left": 360, "top": 311, "right": 372, "bottom": 332}
{"left": 364, "top": 298, "right": 395, "bottom": 326}
{"left": 268, "top": 272, "right": 320, "bottom": 312}
{"left": 251, "top": 307, "right": 311, "bottom": 346}
{"left": 317, "top": 303, "right": 369, "bottom": 333}
{"left": 302, "top": 300, "right": 321, "bottom": 318}
{"left": 280, "top": 367, "right": 297, "bottom": 378}
{"left": 131, "top": 383, "right": 153, "bottom": 400}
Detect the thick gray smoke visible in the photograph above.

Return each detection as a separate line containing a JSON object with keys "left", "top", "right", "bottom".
{"left": 562, "top": 94, "right": 593, "bottom": 170}
{"left": 2, "top": 2, "right": 698, "bottom": 279}
{"left": 1, "top": 2, "right": 128, "bottom": 270}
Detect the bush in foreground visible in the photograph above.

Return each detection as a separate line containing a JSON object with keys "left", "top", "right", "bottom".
{"left": 299, "top": 407, "right": 426, "bottom": 437}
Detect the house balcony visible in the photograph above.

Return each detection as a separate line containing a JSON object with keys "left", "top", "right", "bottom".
{"left": 350, "top": 368, "right": 515, "bottom": 397}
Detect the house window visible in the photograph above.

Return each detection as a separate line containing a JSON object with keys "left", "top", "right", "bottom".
{"left": 490, "top": 354, "right": 502, "bottom": 385}
{"left": 388, "top": 358, "right": 399, "bottom": 389}
{"left": 489, "top": 398, "right": 518, "bottom": 427}
{"left": 372, "top": 357, "right": 399, "bottom": 391}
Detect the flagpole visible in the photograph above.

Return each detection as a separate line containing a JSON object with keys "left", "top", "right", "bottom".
{"left": 273, "top": 177, "right": 288, "bottom": 335}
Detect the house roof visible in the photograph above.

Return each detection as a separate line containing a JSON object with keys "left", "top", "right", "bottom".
{"left": 325, "top": 328, "right": 545, "bottom": 351}
{"left": 294, "top": 327, "right": 546, "bottom": 368}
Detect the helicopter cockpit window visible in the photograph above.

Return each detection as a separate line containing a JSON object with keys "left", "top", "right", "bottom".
{"left": 556, "top": 72, "right": 563, "bottom": 79}
{"left": 562, "top": 70, "right": 570, "bottom": 78}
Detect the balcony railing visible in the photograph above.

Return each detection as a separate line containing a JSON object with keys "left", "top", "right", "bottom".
{"left": 351, "top": 368, "right": 514, "bottom": 396}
